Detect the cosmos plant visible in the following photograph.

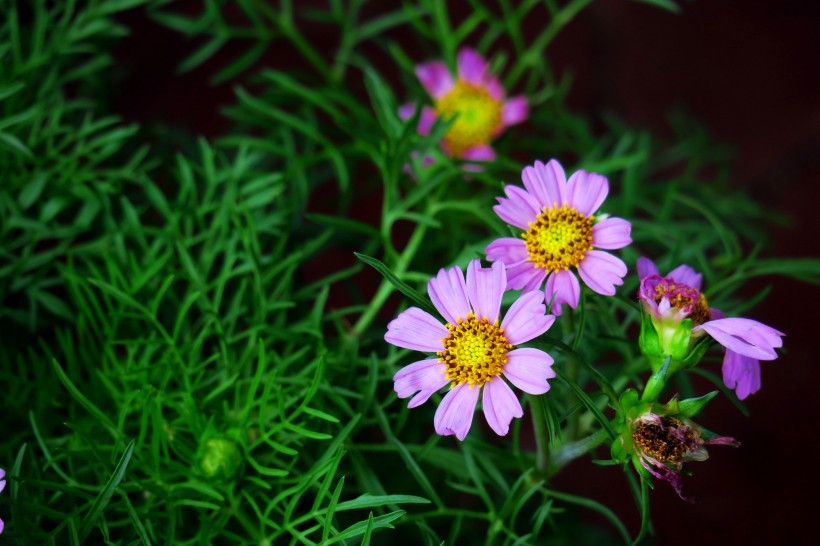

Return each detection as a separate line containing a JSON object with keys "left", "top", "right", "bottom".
{"left": 383, "top": 153, "right": 785, "bottom": 513}
{"left": 3, "top": 3, "right": 811, "bottom": 542}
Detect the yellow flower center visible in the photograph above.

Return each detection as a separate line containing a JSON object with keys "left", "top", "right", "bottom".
{"left": 437, "top": 312, "right": 511, "bottom": 387}
{"left": 523, "top": 204, "right": 594, "bottom": 272}
{"left": 435, "top": 81, "right": 503, "bottom": 158}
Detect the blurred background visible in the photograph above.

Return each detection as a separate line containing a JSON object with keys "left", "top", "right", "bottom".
{"left": 111, "top": 1, "right": 819, "bottom": 543}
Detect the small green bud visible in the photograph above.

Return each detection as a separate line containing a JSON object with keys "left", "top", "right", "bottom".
{"left": 198, "top": 437, "right": 243, "bottom": 480}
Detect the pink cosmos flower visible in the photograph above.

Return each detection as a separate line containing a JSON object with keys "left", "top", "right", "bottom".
{"left": 399, "top": 47, "right": 528, "bottom": 164}
{"left": 385, "top": 259, "right": 555, "bottom": 440}
{"left": 486, "top": 159, "right": 632, "bottom": 315}
{"left": 637, "top": 257, "right": 784, "bottom": 399}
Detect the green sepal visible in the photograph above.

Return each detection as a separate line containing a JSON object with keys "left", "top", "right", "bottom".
{"left": 679, "top": 336, "right": 713, "bottom": 369}
{"left": 667, "top": 391, "right": 719, "bottom": 419}
{"left": 610, "top": 436, "right": 629, "bottom": 463}
{"left": 638, "top": 310, "right": 661, "bottom": 358}
{"left": 619, "top": 389, "right": 641, "bottom": 412}
{"left": 611, "top": 389, "right": 650, "bottom": 461}
{"left": 667, "top": 318, "right": 693, "bottom": 362}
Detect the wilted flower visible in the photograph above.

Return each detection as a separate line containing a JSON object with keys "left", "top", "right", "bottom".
{"left": 486, "top": 159, "right": 632, "bottom": 314}
{"left": 612, "top": 390, "right": 737, "bottom": 501}
{"left": 386, "top": 259, "right": 555, "bottom": 440}
{"left": 400, "top": 47, "right": 528, "bottom": 164}
{"left": 631, "top": 412, "right": 737, "bottom": 500}
{"left": 637, "top": 257, "right": 784, "bottom": 399}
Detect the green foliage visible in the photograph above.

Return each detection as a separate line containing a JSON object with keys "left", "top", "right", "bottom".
{"left": 1, "top": 1, "right": 818, "bottom": 545}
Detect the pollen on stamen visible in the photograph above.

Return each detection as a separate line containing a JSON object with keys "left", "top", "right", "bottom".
{"left": 632, "top": 416, "right": 693, "bottom": 463}
{"left": 437, "top": 312, "right": 511, "bottom": 386}
{"left": 654, "top": 282, "right": 712, "bottom": 325}
{"left": 523, "top": 204, "right": 594, "bottom": 272}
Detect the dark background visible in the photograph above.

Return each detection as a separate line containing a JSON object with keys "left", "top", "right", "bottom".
{"left": 114, "top": 1, "right": 820, "bottom": 544}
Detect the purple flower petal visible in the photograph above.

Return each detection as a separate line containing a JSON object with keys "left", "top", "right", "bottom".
{"left": 385, "top": 307, "right": 447, "bottom": 352}
{"left": 485, "top": 74, "right": 505, "bottom": 101}
{"left": 710, "top": 307, "right": 725, "bottom": 320}
{"left": 503, "top": 348, "right": 555, "bottom": 395}
{"left": 636, "top": 257, "right": 659, "bottom": 279}
{"left": 415, "top": 60, "right": 454, "bottom": 100}
{"left": 399, "top": 105, "right": 439, "bottom": 137}
{"left": 486, "top": 237, "right": 528, "bottom": 264}
{"left": 461, "top": 144, "right": 496, "bottom": 164}
{"left": 501, "top": 290, "right": 555, "bottom": 345}
{"left": 482, "top": 377, "right": 523, "bottom": 436}
{"left": 591, "top": 217, "right": 632, "bottom": 250}
{"left": 398, "top": 103, "right": 415, "bottom": 121}
{"left": 666, "top": 264, "right": 703, "bottom": 290}
{"left": 434, "top": 383, "right": 480, "bottom": 440}
{"left": 456, "top": 47, "right": 489, "bottom": 85}
{"left": 504, "top": 260, "right": 546, "bottom": 293}
{"left": 418, "top": 106, "right": 437, "bottom": 136}
{"left": 501, "top": 95, "right": 528, "bottom": 127}
{"left": 694, "top": 318, "right": 784, "bottom": 360}
{"left": 566, "top": 170, "right": 609, "bottom": 217}
{"left": 577, "top": 250, "right": 627, "bottom": 296}
{"left": 493, "top": 184, "right": 542, "bottom": 229}
{"left": 522, "top": 159, "right": 567, "bottom": 208}
{"left": 394, "top": 359, "right": 449, "bottom": 408}
{"left": 427, "top": 265, "right": 470, "bottom": 325}
{"left": 722, "top": 350, "right": 762, "bottom": 400}
{"left": 466, "top": 260, "right": 506, "bottom": 324}
{"left": 544, "top": 269, "right": 580, "bottom": 315}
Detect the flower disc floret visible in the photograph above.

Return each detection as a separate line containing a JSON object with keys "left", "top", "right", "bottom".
{"left": 646, "top": 276, "right": 712, "bottom": 326}
{"left": 524, "top": 204, "right": 593, "bottom": 272}
{"left": 632, "top": 416, "right": 693, "bottom": 463}
{"left": 435, "top": 81, "right": 502, "bottom": 157}
{"left": 438, "top": 312, "right": 511, "bottom": 386}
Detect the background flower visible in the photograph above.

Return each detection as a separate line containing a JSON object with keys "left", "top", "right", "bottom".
{"left": 400, "top": 47, "right": 528, "bottom": 163}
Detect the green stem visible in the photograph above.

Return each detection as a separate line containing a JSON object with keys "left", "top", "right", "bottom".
{"left": 529, "top": 394, "right": 552, "bottom": 476}
{"left": 505, "top": 0, "right": 595, "bottom": 89}
{"left": 352, "top": 222, "right": 428, "bottom": 336}
{"left": 562, "top": 309, "right": 581, "bottom": 441}
{"left": 641, "top": 355, "right": 671, "bottom": 402}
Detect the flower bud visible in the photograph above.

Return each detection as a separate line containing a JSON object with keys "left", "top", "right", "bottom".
{"left": 198, "top": 437, "right": 243, "bottom": 480}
